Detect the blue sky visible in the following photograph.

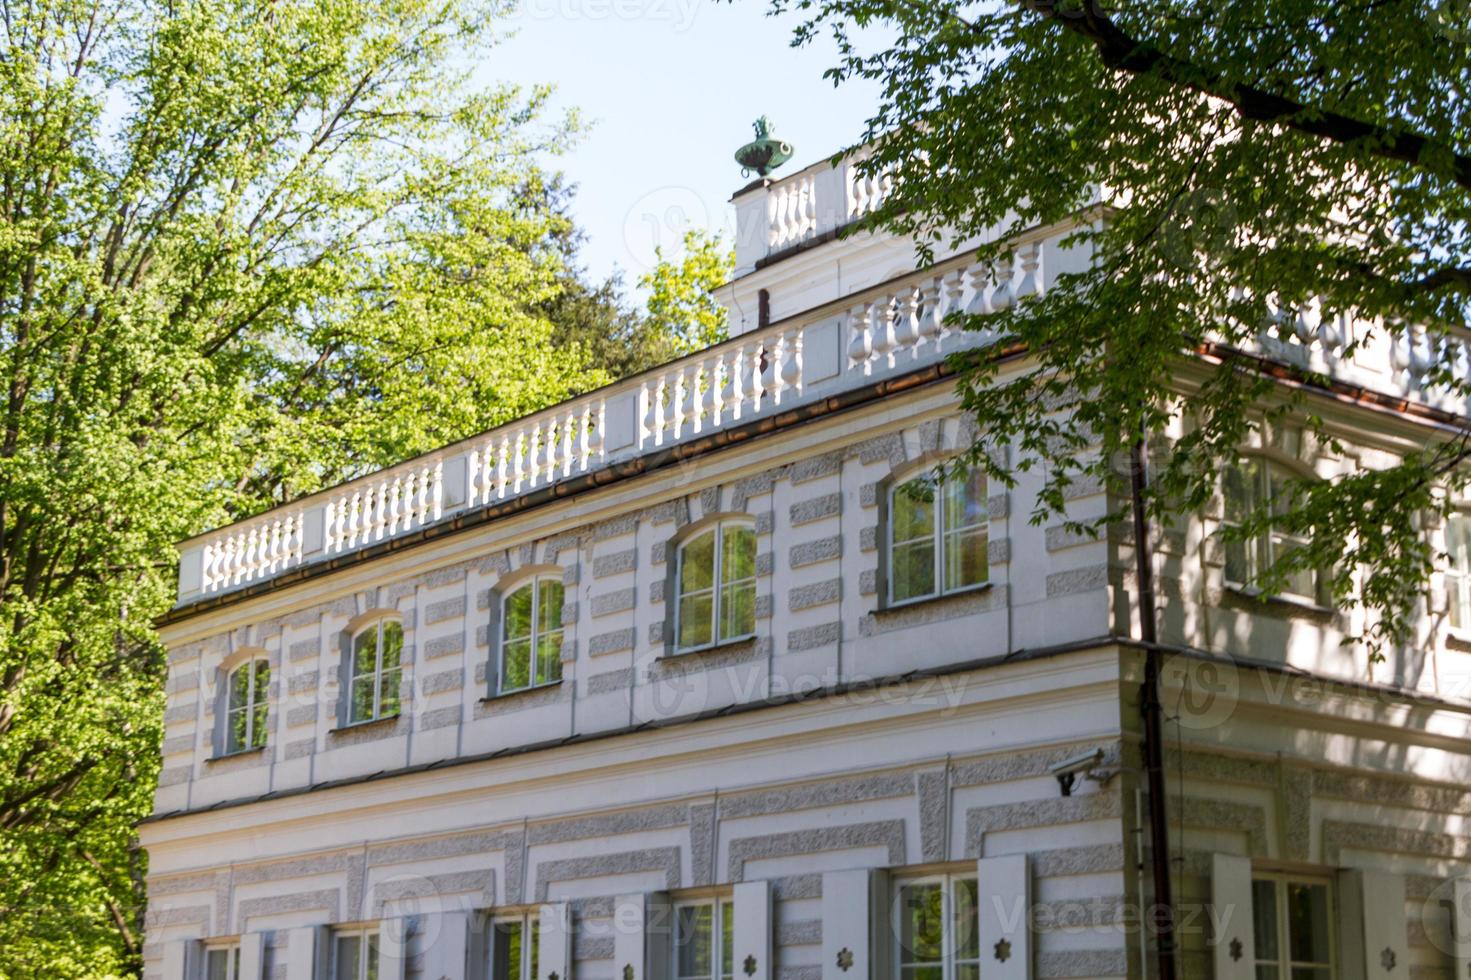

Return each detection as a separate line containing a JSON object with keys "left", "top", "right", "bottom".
{"left": 476, "top": 0, "right": 882, "bottom": 289}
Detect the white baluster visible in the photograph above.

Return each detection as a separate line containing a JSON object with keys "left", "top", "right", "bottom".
{"left": 348, "top": 491, "right": 362, "bottom": 547}
{"left": 872, "top": 295, "right": 897, "bottom": 367}
{"left": 389, "top": 476, "right": 404, "bottom": 535}
{"left": 431, "top": 461, "right": 443, "bottom": 520}
{"left": 989, "top": 257, "right": 1014, "bottom": 311}
{"left": 495, "top": 435, "right": 509, "bottom": 499}
{"left": 894, "top": 287, "right": 920, "bottom": 355}
{"left": 780, "top": 328, "right": 803, "bottom": 394}
{"left": 847, "top": 302, "right": 873, "bottom": 370}
{"left": 1015, "top": 242, "right": 1041, "bottom": 300}
{"left": 324, "top": 501, "right": 337, "bottom": 554}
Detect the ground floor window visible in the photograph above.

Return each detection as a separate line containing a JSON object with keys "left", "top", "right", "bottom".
{"left": 334, "top": 929, "right": 379, "bottom": 980}
{"left": 489, "top": 914, "right": 540, "bottom": 980}
{"left": 893, "top": 873, "right": 979, "bottom": 980}
{"left": 205, "top": 945, "right": 239, "bottom": 980}
{"left": 671, "top": 898, "right": 734, "bottom": 980}
{"left": 1252, "top": 874, "right": 1335, "bottom": 980}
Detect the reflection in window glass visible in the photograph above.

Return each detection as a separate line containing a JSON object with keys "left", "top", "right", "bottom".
{"left": 490, "top": 916, "right": 539, "bottom": 980}
{"left": 225, "top": 659, "right": 270, "bottom": 753}
{"left": 675, "top": 521, "right": 756, "bottom": 653}
{"left": 1253, "top": 876, "right": 1334, "bottom": 980}
{"left": 889, "top": 468, "right": 988, "bottom": 605}
{"left": 894, "top": 875, "right": 979, "bottom": 980}
{"left": 206, "top": 946, "right": 239, "bottom": 980}
{"left": 672, "top": 899, "right": 733, "bottom": 980}
{"left": 348, "top": 620, "right": 402, "bottom": 724}
{"left": 500, "top": 577, "right": 565, "bottom": 693}
{"left": 335, "top": 932, "right": 380, "bottom": 980}
{"left": 1222, "top": 459, "right": 1317, "bottom": 600}
{"left": 1447, "top": 514, "right": 1471, "bottom": 630}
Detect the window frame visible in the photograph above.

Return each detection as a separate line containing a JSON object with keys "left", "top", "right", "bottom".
{"left": 223, "top": 658, "right": 270, "bottom": 756}
{"left": 332, "top": 928, "right": 381, "bottom": 980}
{"left": 672, "top": 518, "right": 758, "bottom": 655}
{"left": 1446, "top": 512, "right": 1471, "bottom": 634}
{"left": 884, "top": 465, "right": 990, "bottom": 608}
{"left": 345, "top": 618, "right": 404, "bottom": 726}
{"left": 486, "top": 911, "right": 540, "bottom": 980}
{"left": 890, "top": 871, "right": 980, "bottom": 980}
{"left": 497, "top": 574, "right": 566, "bottom": 696}
{"left": 1220, "top": 456, "right": 1321, "bottom": 604}
{"left": 669, "top": 896, "right": 736, "bottom": 980}
{"left": 1250, "top": 872, "right": 1337, "bottom": 980}
{"left": 203, "top": 943, "right": 241, "bottom": 980}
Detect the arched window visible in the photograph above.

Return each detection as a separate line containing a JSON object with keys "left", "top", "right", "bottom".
{"left": 675, "top": 519, "right": 757, "bottom": 652}
{"left": 500, "top": 576, "right": 564, "bottom": 693}
{"left": 348, "top": 619, "right": 403, "bottom": 724}
{"left": 887, "top": 466, "right": 989, "bottom": 605}
{"left": 1221, "top": 458, "right": 1317, "bottom": 600}
{"left": 1447, "top": 513, "right": 1471, "bottom": 630}
{"left": 225, "top": 658, "right": 270, "bottom": 754}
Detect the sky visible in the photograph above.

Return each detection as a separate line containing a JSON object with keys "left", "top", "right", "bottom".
{"left": 475, "top": 0, "right": 883, "bottom": 291}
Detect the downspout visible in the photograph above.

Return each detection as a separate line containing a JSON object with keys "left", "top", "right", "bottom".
{"left": 1129, "top": 432, "right": 1177, "bottom": 980}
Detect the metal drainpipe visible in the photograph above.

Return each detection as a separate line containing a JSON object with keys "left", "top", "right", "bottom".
{"left": 1130, "top": 432, "right": 1177, "bottom": 980}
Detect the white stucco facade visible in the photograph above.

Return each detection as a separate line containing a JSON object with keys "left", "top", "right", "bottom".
{"left": 141, "top": 155, "right": 1471, "bottom": 980}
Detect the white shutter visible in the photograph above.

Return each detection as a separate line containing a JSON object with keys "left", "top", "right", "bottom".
{"left": 1338, "top": 869, "right": 1408, "bottom": 980}
{"left": 284, "top": 926, "right": 327, "bottom": 980}
{"left": 821, "top": 869, "right": 884, "bottom": 980}
{"left": 420, "top": 911, "right": 472, "bottom": 980}
{"left": 613, "top": 892, "right": 670, "bottom": 980}
{"left": 539, "top": 902, "right": 574, "bottom": 980}
{"left": 238, "top": 932, "right": 266, "bottom": 980}
{"left": 732, "top": 880, "right": 773, "bottom": 980}
{"left": 162, "top": 940, "right": 199, "bottom": 980}
{"left": 1453, "top": 877, "right": 1471, "bottom": 980}
{"left": 378, "top": 916, "right": 410, "bottom": 980}
{"left": 976, "top": 855, "right": 1030, "bottom": 980}
{"left": 1210, "top": 854, "right": 1256, "bottom": 980}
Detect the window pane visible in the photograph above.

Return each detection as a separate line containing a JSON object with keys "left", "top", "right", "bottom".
{"left": 891, "top": 540, "right": 936, "bottom": 602}
{"left": 1224, "top": 461, "right": 1256, "bottom": 523}
{"left": 681, "top": 531, "right": 716, "bottom": 592}
{"left": 492, "top": 920, "right": 524, "bottom": 980}
{"left": 679, "top": 592, "right": 714, "bottom": 649}
{"left": 721, "top": 525, "right": 756, "bottom": 582}
{"left": 1251, "top": 879, "right": 1279, "bottom": 962}
{"left": 227, "top": 707, "right": 248, "bottom": 754}
{"left": 502, "top": 639, "right": 532, "bottom": 692}
{"left": 378, "top": 666, "right": 401, "bottom": 716}
{"left": 379, "top": 623, "right": 402, "bottom": 672}
{"left": 351, "top": 674, "right": 377, "bottom": 723}
{"left": 892, "top": 479, "right": 937, "bottom": 544}
{"left": 896, "top": 882, "right": 943, "bottom": 963}
{"left": 943, "top": 526, "right": 989, "bottom": 591}
{"left": 536, "top": 631, "right": 563, "bottom": 686}
{"left": 251, "top": 697, "right": 269, "bottom": 749}
{"left": 538, "top": 580, "right": 565, "bottom": 635}
{"left": 252, "top": 660, "right": 271, "bottom": 704}
{"left": 1286, "top": 882, "right": 1331, "bottom": 964}
{"left": 504, "top": 585, "right": 535, "bottom": 642}
{"left": 207, "top": 948, "right": 232, "bottom": 980}
{"left": 720, "top": 580, "right": 756, "bottom": 640}
{"left": 1225, "top": 537, "right": 1251, "bottom": 585}
{"left": 228, "top": 668, "right": 250, "bottom": 710}
{"left": 336, "top": 935, "right": 361, "bottom": 980}
{"left": 952, "top": 877, "right": 980, "bottom": 962}
{"left": 529, "top": 917, "right": 539, "bottom": 980}
{"left": 720, "top": 902, "right": 734, "bottom": 980}
{"left": 353, "top": 628, "right": 378, "bottom": 680}
{"left": 1257, "top": 967, "right": 1282, "bottom": 980}
{"left": 943, "top": 469, "right": 988, "bottom": 531}
{"left": 676, "top": 904, "right": 714, "bottom": 980}
{"left": 1268, "top": 465, "right": 1298, "bottom": 518}
{"left": 366, "top": 933, "right": 379, "bottom": 980}
{"left": 900, "top": 968, "right": 943, "bottom": 980}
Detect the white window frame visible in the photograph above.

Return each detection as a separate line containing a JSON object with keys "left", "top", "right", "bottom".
{"left": 1447, "top": 512, "right": 1471, "bottom": 633}
{"left": 498, "top": 575, "right": 565, "bottom": 695}
{"left": 670, "top": 896, "right": 735, "bottom": 980}
{"left": 891, "top": 872, "right": 980, "bottom": 980}
{"left": 203, "top": 943, "right": 240, "bottom": 980}
{"left": 347, "top": 619, "right": 403, "bottom": 725}
{"left": 487, "top": 912, "right": 540, "bottom": 980}
{"left": 886, "top": 467, "right": 990, "bottom": 607}
{"left": 1220, "top": 457, "right": 1319, "bottom": 602}
{"left": 673, "top": 519, "right": 757, "bottom": 654}
{"left": 332, "top": 928, "right": 381, "bottom": 980}
{"left": 1251, "top": 872, "right": 1337, "bottom": 980}
{"left": 223, "top": 659, "right": 269, "bottom": 755}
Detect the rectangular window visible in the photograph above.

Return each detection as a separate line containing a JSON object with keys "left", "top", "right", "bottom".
{"left": 671, "top": 899, "right": 734, "bottom": 980}
{"left": 1252, "top": 874, "right": 1335, "bottom": 980}
{"left": 205, "top": 946, "right": 239, "bottom": 980}
{"left": 888, "top": 469, "right": 988, "bottom": 606}
{"left": 334, "top": 930, "right": 380, "bottom": 980}
{"left": 893, "top": 874, "right": 979, "bottom": 980}
{"left": 489, "top": 914, "right": 540, "bottom": 980}
{"left": 1448, "top": 514, "right": 1471, "bottom": 630}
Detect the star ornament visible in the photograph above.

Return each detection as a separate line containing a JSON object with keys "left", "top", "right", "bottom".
{"left": 743, "top": 955, "right": 758, "bottom": 977}
{"left": 993, "top": 939, "right": 1012, "bottom": 963}
{"left": 835, "top": 948, "right": 855, "bottom": 972}
{"left": 1380, "top": 947, "right": 1397, "bottom": 972}
{"left": 1228, "top": 938, "right": 1244, "bottom": 963}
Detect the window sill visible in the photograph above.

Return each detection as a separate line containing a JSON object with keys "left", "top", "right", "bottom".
{"left": 328, "top": 713, "right": 401, "bottom": 736}
{"left": 1446, "top": 628, "right": 1471, "bottom": 652}
{"left": 205, "top": 745, "right": 266, "bottom": 764}
{"left": 1224, "top": 584, "right": 1335, "bottom": 617}
{"left": 877, "top": 581, "right": 994, "bottom": 616}
{"left": 481, "top": 679, "right": 564, "bottom": 703}
{"left": 665, "top": 634, "right": 759, "bottom": 661}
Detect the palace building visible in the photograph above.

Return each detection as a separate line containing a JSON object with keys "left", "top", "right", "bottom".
{"left": 141, "top": 149, "right": 1471, "bottom": 980}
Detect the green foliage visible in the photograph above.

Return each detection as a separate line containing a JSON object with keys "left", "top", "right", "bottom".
{"left": 639, "top": 229, "right": 734, "bottom": 355}
{"left": 0, "top": 1, "right": 611, "bottom": 974}
{"left": 770, "top": 0, "right": 1471, "bottom": 657}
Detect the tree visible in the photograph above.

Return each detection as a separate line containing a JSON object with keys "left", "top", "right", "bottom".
{"left": 769, "top": 0, "right": 1471, "bottom": 656}
{"left": 0, "top": 1, "right": 606, "bottom": 975}
{"left": 640, "top": 229, "right": 734, "bottom": 355}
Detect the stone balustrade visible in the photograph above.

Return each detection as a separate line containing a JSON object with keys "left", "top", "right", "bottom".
{"left": 735, "top": 151, "right": 896, "bottom": 273}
